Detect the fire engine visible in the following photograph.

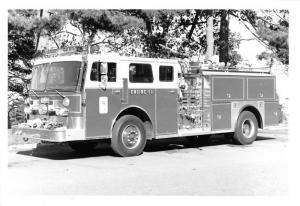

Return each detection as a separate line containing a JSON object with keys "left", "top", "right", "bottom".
{"left": 12, "top": 47, "right": 280, "bottom": 157}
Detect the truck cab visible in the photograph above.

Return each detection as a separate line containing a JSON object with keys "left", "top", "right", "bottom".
{"left": 13, "top": 49, "right": 182, "bottom": 156}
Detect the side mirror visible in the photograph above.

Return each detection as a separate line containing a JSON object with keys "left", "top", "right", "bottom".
{"left": 100, "top": 63, "right": 108, "bottom": 75}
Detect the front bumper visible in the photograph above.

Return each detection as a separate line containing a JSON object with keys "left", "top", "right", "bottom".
{"left": 12, "top": 126, "right": 67, "bottom": 142}
{"left": 12, "top": 126, "right": 86, "bottom": 143}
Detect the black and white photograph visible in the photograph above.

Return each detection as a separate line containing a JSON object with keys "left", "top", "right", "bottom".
{"left": 1, "top": 0, "right": 300, "bottom": 205}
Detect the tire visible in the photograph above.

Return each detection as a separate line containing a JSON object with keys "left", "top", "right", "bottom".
{"left": 233, "top": 111, "right": 258, "bottom": 145}
{"left": 69, "top": 141, "right": 98, "bottom": 152}
{"left": 111, "top": 115, "right": 146, "bottom": 157}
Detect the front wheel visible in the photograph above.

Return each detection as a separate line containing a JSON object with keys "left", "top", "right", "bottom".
{"left": 233, "top": 111, "right": 258, "bottom": 145}
{"left": 111, "top": 115, "right": 146, "bottom": 157}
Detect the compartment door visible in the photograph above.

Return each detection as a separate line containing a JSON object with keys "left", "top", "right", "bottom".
{"left": 156, "top": 88, "right": 178, "bottom": 135}
{"left": 212, "top": 77, "right": 244, "bottom": 101}
{"left": 212, "top": 103, "right": 231, "bottom": 131}
{"left": 247, "top": 77, "right": 275, "bottom": 100}
{"left": 265, "top": 102, "right": 280, "bottom": 126}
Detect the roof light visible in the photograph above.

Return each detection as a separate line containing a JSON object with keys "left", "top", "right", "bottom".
{"left": 43, "top": 46, "right": 88, "bottom": 58}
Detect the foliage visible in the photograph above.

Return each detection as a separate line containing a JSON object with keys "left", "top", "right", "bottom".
{"left": 8, "top": 10, "right": 36, "bottom": 93}
{"left": 256, "top": 16, "right": 289, "bottom": 64}
{"left": 35, "top": 9, "right": 246, "bottom": 61}
{"left": 229, "top": 9, "right": 289, "bottom": 65}
{"left": 8, "top": 10, "right": 65, "bottom": 127}
{"left": 42, "top": 10, "right": 145, "bottom": 49}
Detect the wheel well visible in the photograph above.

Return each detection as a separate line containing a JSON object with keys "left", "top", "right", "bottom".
{"left": 241, "top": 106, "right": 263, "bottom": 128}
{"left": 114, "top": 107, "right": 154, "bottom": 140}
{"left": 116, "top": 107, "right": 151, "bottom": 123}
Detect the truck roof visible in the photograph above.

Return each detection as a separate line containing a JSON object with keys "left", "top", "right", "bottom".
{"left": 34, "top": 54, "right": 180, "bottom": 65}
{"left": 34, "top": 53, "right": 273, "bottom": 76}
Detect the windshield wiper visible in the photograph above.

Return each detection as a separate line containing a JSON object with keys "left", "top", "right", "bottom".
{"left": 55, "top": 89, "right": 66, "bottom": 99}
{"left": 29, "top": 90, "right": 40, "bottom": 99}
{"left": 46, "top": 88, "right": 66, "bottom": 99}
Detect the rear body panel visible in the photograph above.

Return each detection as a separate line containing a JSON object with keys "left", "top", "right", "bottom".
{"left": 264, "top": 102, "right": 281, "bottom": 126}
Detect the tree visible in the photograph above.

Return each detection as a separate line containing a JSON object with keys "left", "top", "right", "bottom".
{"left": 229, "top": 9, "right": 289, "bottom": 65}
{"left": 8, "top": 9, "right": 65, "bottom": 127}
{"left": 41, "top": 10, "right": 145, "bottom": 52}
{"left": 205, "top": 11, "right": 214, "bottom": 61}
{"left": 8, "top": 10, "right": 37, "bottom": 127}
{"left": 219, "top": 10, "right": 229, "bottom": 65}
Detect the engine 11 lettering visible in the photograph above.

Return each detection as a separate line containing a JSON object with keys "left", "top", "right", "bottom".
{"left": 130, "top": 89, "right": 154, "bottom": 95}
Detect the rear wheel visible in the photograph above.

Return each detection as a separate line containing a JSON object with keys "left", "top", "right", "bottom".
{"left": 111, "top": 115, "right": 146, "bottom": 157}
{"left": 233, "top": 111, "right": 258, "bottom": 145}
{"left": 69, "top": 141, "right": 98, "bottom": 152}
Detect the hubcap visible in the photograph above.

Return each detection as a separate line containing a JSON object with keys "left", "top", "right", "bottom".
{"left": 121, "top": 124, "right": 141, "bottom": 149}
{"left": 241, "top": 119, "right": 255, "bottom": 138}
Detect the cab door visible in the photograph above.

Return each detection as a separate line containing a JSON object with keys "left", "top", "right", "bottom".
{"left": 156, "top": 64, "right": 178, "bottom": 135}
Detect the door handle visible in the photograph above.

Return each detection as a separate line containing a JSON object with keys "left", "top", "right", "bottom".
{"left": 169, "top": 90, "right": 176, "bottom": 94}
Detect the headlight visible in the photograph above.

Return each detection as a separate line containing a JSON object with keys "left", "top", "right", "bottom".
{"left": 38, "top": 104, "right": 47, "bottom": 115}
{"left": 24, "top": 106, "right": 32, "bottom": 114}
{"left": 62, "top": 97, "right": 70, "bottom": 107}
{"left": 55, "top": 108, "right": 69, "bottom": 116}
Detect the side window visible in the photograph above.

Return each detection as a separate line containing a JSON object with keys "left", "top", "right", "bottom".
{"left": 129, "top": 63, "right": 153, "bottom": 83}
{"left": 90, "top": 62, "right": 117, "bottom": 82}
{"left": 107, "top": 63, "right": 116, "bottom": 82}
{"left": 159, "top": 66, "right": 173, "bottom": 82}
{"left": 90, "top": 62, "right": 100, "bottom": 81}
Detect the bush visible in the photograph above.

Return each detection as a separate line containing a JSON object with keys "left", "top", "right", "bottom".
{"left": 8, "top": 105, "right": 25, "bottom": 129}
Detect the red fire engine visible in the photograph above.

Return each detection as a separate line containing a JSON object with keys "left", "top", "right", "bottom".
{"left": 13, "top": 47, "right": 280, "bottom": 157}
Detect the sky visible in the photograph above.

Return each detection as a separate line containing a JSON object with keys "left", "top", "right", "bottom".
{"left": 230, "top": 17, "right": 267, "bottom": 67}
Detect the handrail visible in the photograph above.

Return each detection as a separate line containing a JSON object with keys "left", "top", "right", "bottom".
{"left": 189, "top": 63, "right": 271, "bottom": 74}
{"left": 200, "top": 68, "right": 271, "bottom": 74}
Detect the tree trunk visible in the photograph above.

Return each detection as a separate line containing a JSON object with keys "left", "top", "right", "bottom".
{"left": 35, "top": 9, "right": 44, "bottom": 51}
{"left": 219, "top": 10, "right": 229, "bottom": 65}
{"left": 205, "top": 13, "right": 214, "bottom": 62}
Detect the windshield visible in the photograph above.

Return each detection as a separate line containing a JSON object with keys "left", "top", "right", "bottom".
{"left": 31, "top": 61, "right": 82, "bottom": 91}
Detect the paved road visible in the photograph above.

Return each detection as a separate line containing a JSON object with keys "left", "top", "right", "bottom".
{"left": 6, "top": 128, "right": 288, "bottom": 195}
